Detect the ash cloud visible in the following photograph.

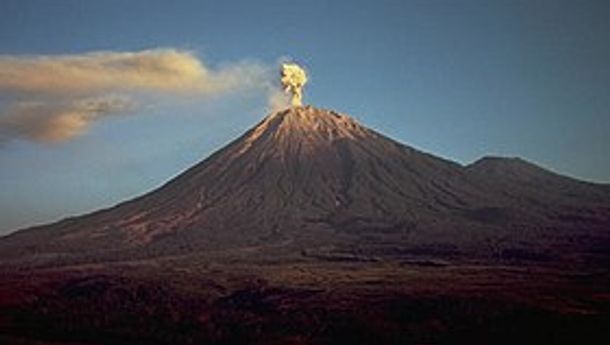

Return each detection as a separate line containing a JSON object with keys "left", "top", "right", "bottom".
{"left": 0, "top": 96, "right": 134, "bottom": 143}
{"left": 0, "top": 49, "right": 265, "bottom": 95}
{"left": 0, "top": 49, "right": 269, "bottom": 145}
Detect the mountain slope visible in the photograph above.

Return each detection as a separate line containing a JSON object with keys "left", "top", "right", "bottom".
{"left": 1, "top": 106, "right": 609, "bottom": 265}
{"left": 2, "top": 106, "right": 609, "bottom": 345}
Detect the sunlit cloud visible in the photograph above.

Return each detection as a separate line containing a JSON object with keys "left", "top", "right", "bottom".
{"left": 0, "top": 49, "right": 265, "bottom": 95}
{"left": 0, "top": 49, "right": 271, "bottom": 145}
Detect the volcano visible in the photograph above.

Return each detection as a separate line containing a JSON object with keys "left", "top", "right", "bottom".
{"left": 1, "top": 106, "right": 609, "bottom": 344}
{"left": 2, "top": 106, "right": 608, "bottom": 263}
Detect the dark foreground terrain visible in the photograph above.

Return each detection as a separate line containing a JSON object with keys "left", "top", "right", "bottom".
{"left": 1, "top": 250, "right": 609, "bottom": 345}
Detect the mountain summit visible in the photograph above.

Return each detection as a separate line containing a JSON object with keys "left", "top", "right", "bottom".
{"left": 2, "top": 106, "right": 609, "bottom": 264}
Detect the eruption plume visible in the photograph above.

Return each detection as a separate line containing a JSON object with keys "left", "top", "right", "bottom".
{"left": 280, "top": 63, "right": 308, "bottom": 106}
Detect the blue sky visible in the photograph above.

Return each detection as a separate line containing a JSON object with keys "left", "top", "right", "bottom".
{"left": 0, "top": 0, "right": 609, "bottom": 234}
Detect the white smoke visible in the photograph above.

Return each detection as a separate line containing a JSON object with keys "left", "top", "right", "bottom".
{"left": 280, "top": 63, "right": 308, "bottom": 106}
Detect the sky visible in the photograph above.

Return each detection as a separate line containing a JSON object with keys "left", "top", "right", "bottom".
{"left": 0, "top": 0, "right": 609, "bottom": 235}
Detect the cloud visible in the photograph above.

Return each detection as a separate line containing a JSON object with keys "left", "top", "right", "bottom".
{"left": 0, "top": 96, "right": 134, "bottom": 143}
{"left": 0, "top": 49, "right": 265, "bottom": 95}
{"left": 0, "top": 49, "right": 273, "bottom": 145}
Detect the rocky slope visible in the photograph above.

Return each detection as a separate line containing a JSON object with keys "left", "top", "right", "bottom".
{"left": 1, "top": 106, "right": 609, "bottom": 265}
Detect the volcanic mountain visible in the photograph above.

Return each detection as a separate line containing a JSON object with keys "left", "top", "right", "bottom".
{"left": 2, "top": 106, "right": 610, "bottom": 345}
{"left": 2, "top": 106, "right": 609, "bottom": 265}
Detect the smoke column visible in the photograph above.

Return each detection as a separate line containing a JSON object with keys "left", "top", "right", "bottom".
{"left": 280, "top": 63, "right": 308, "bottom": 106}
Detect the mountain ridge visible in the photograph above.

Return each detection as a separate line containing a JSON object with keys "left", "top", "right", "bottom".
{"left": 1, "top": 106, "right": 608, "bottom": 266}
